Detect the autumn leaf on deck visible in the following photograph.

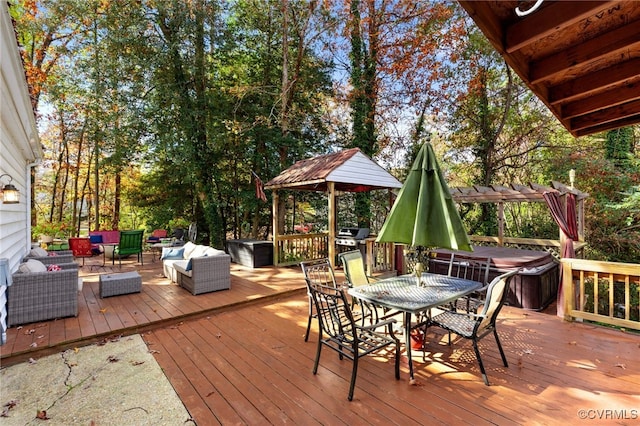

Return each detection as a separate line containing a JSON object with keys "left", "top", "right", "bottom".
{"left": 107, "top": 355, "right": 119, "bottom": 363}
{"left": 130, "top": 360, "right": 145, "bottom": 366}
{"left": 100, "top": 308, "right": 107, "bottom": 314}
{"left": 36, "top": 409, "right": 49, "bottom": 420}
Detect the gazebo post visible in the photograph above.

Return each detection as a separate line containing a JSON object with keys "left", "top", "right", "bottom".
{"left": 272, "top": 190, "right": 279, "bottom": 265}
{"left": 328, "top": 181, "right": 336, "bottom": 268}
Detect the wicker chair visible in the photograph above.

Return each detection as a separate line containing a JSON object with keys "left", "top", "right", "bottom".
{"left": 8, "top": 262, "right": 79, "bottom": 327}
{"left": 24, "top": 253, "right": 74, "bottom": 265}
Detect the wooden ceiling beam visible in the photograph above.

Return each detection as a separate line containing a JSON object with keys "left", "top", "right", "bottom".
{"left": 530, "top": 20, "right": 640, "bottom": 84}
{"left": 549, "top": 57, "right": 640, "bottom": 104}
{"left": 561, "top": 80, "right": 640, "bottom": 119}
{"left": 574, "top": 113, "right": 640, "bottom": 137}
{"left": 505, "top": 1, "right": 617, "bottom": 53}
{"left": 570, "top": 98, "right": 640, "bottom": 131}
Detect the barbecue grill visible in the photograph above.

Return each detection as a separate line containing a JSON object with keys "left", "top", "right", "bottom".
{"left": 336, "top": 228, "right": 369, "bottom": 253}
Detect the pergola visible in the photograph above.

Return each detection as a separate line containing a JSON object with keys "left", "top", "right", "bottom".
{"left": 449, "top": 181, "right": 589, "bottom": 254}
{"left": 264, "top": 148, "right": 402, "bottom": 266}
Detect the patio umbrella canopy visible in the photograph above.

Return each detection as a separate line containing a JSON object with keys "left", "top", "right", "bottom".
{"left": 376, "top": 142, "right": 473, "bottom": 251}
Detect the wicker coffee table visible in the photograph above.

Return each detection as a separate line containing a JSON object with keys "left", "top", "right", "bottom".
{"left": 99, "top": 271, "right": 142, "bottom": 298}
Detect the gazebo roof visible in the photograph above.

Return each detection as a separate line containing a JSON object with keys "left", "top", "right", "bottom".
{"left": 264, "top": 148, "right": 402, "bottom": 192}
{"left": 450, "top": 181, "right": 589, "bottom": 204}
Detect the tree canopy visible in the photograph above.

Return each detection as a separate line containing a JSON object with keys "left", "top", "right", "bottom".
{"left": 11, "top": 0, "right": 639, "bottom": 261}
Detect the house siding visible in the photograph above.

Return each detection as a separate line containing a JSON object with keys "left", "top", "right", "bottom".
{"left": 1, "top": 2, "right": 41, "bottom": 272}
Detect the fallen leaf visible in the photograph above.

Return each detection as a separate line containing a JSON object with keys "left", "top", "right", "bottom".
{"left": 523, "top": 349, "right": 534, "bottom": 355}
{"left": 99, "top": 308, "right": 107, "bottom": 314}
{"left": 206, "top": 391, "right": 215, "bottom": 397}
{"left": 74, "top": 347, "right": 79, "bottom": 353}
{"left": 4, "top": 400, "right": 17, "bottom": 409}
{"left": 1, "top": 409, "right": 9, "bottom": 417}
{"left": 568, "top": 341, "right": 577, "bottom": 345}
{"left": 107, "top": 355, "right": 119, "bottom": 363}
{"left": 29, "top": 358, "right": 37, "bottom": 364}
{"left": 130, "top": 360, "right": 145, "bottom": 366}
{"left": 216, "top": 333, "right": 222, "bottom": 339}
{"left": 615, "top": 363, "right": 626, "bottom": 369}
{"left": 24, "top": 329, "right": 35, "bottom": 335}
{"left": 148, "top": 349, "right": 160, "bottom": 354}
{"left": 30, "top": 342, "right": 38, "bottom": 348}
{"left": 37, "top": 335, "right": 45, "bottom": 339}
{"left": 36, "top": 410, "right": 49, "bottom": 420}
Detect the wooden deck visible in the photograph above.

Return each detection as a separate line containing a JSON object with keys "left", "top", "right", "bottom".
{"left": 2, "top": 253, "right": 639, "bottom": 425}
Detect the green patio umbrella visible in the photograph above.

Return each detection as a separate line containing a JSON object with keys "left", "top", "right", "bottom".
{"left": 376, "top": 142, "right": 473, "bottom": 251}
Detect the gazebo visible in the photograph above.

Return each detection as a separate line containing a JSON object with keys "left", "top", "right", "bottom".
{"left": 264, "top": 148, "right": 402, "bottom": 267}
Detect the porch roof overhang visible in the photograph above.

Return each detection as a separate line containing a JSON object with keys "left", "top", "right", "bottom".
{"left": 459, "top": 0, "right": 640, "bottom": 137}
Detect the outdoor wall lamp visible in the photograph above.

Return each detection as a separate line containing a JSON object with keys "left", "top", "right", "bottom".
{"left": 0, "top": 173, "right": 20, "bottom": 204}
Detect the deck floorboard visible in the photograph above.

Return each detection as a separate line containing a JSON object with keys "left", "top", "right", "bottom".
{"left": 2, "top": 252, "right": 639, "bottom": 425}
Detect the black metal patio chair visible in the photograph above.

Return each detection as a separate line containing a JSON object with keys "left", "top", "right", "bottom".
{"left": 307, "top": 277, "right": 400, "bottom": 400}
{"left": 426, "top": 269, "right": 518, "bottom": 385}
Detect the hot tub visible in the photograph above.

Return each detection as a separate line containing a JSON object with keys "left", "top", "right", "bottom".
{"left": 428, "top": 246, "right": 559, "bottom": 311}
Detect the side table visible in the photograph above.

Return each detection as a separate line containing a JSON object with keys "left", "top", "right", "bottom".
{"left": 99, "top": 271, "right": 142, "bottom": 298}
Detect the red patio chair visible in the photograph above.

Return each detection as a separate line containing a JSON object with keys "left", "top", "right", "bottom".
{"left": 69, "top": 237, "right": 95, "bottom": 267}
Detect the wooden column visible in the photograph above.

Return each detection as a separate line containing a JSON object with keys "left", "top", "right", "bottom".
{"left": 272, "top": 191, "right": 279, "bottom": 265}
{"left": 497, "top": 202, "right": 504, "bottom": 246}
{"left": 328, "top": 182, "right": 336, "bottom": 268}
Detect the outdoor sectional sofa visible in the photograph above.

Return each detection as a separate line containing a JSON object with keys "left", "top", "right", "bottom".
{"left": 8, "top": 261, "right": 79, "bottom": 326}
{"left": 161, "top": 241, "right": 231, "bottom": 295}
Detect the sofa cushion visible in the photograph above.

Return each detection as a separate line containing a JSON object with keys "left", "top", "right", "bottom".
{"left": 187, "top": 245, "right": 209, "bottom": 260}
{"left": 161, "top": 247, "right": 185, "bottom": 260}
{"left": 182, "top": 242, "right": 197, "bottom": 259}
{"left": 30, "top": 247, "right": 48, "bottom": 257}
{"left": 19, "top": 259, "right": 47, "bottom": 273}
{"left": 185, "top": 253, "right": 209, "bottom": 271}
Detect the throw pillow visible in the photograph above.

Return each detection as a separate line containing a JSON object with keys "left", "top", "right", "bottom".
{"left": 30, "top": 247, "right": 48, "bottom": 257}
{"left": 160, "top": 247, "right": 185, "bottom": 260}
{"left": 47, "top": 264, "right": 61, "bottom": 271}
{"left": 18, "top": 259, "right": 48, "bottom": 273}
{"left": 185, "top": 253, "right": 207, "bottom": 271}
{"left": 89, "top": 234, "right": 103, "bottom": 244}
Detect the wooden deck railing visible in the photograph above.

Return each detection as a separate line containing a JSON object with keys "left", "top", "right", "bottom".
{"left": 561, "top": 258, "right": 640, "bottom": 330}
{"left": 273, "top": 233, "right": 396, "bottom": 274}
{"left": 273, "top": 233, "right": 329, "bottom": 266}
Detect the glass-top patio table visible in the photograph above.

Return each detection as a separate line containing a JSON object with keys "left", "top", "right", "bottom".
{"left": 348, "top": 273, "right": 482, "bottom": 383}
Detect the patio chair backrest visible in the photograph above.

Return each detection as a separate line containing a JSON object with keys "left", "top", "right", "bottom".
{"left": 447, "top": 253, "right": 491, "bottom": 285}
{"left": 477, "top": 270, "right": 518, "bottom": 331}
{"left": 69, "top": 237, "right": 93, "bottom": 257}
{"left": 338, "top": 250, "right": 371, "bottom": 287}
{"left": 117, "top": 230, "right": 144, "bottom": 255}
{"left": 300, "top": 258, "right": 338, "bottom": 289}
